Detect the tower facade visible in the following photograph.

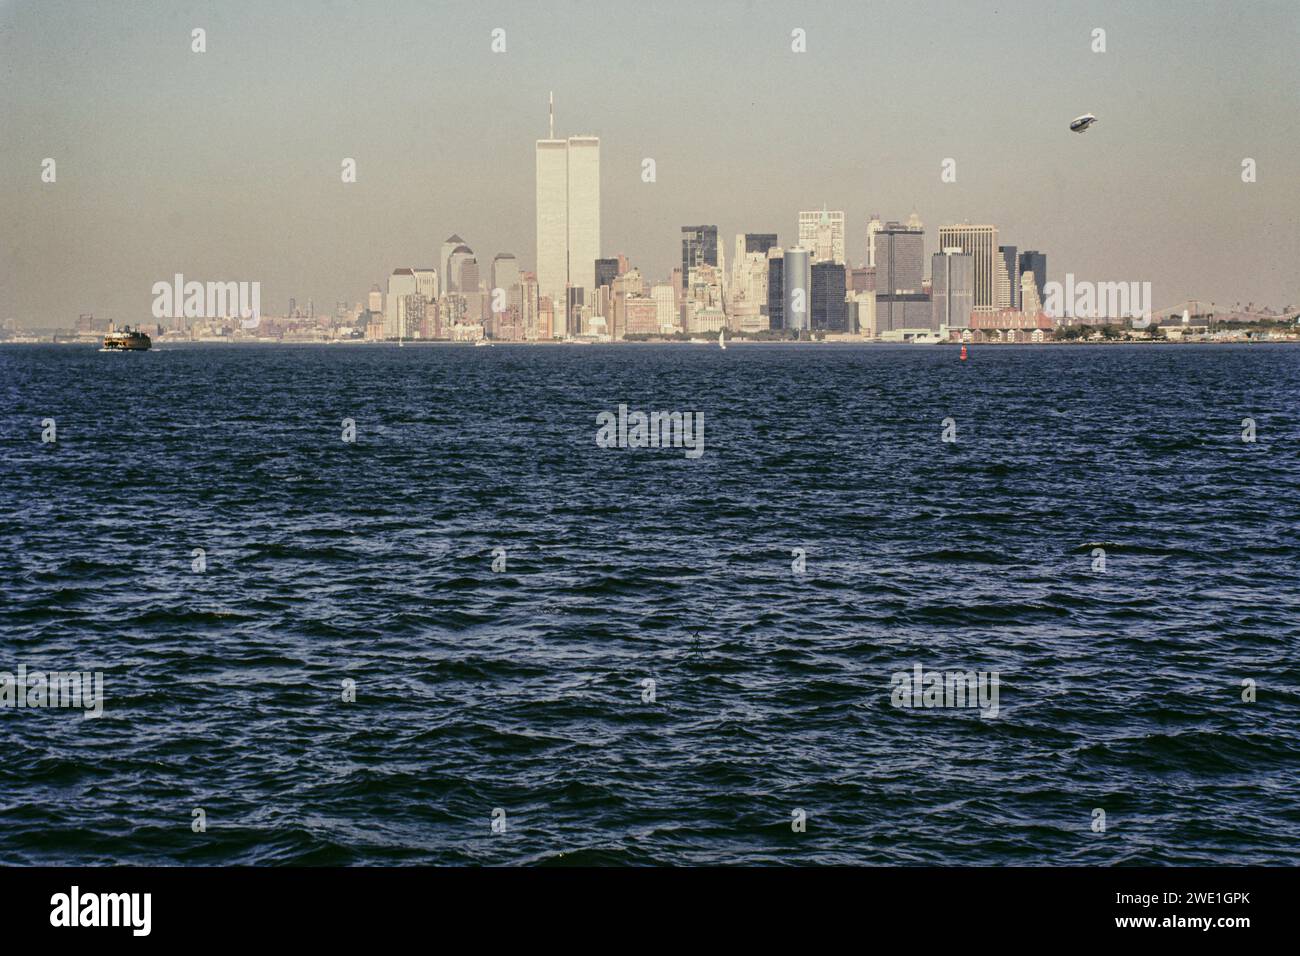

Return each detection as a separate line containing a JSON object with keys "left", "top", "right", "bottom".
{"left": 938, "top": 224, "right": 999, "bottom": 313}
{"left": 534, "top": 97, "right": 601, "bottom": 337}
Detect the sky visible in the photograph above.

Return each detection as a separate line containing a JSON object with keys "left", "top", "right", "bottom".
{"left": 2, "top": 0, "right": 1298, "bottom": 327}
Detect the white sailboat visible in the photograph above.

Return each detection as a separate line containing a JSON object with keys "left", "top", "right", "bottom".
{"left": 718, "top": 327, "right": 727, "bottom": 350}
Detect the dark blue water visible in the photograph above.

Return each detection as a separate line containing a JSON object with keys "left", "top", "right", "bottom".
{"left": 2, "top": 343, "right": 1298, "bottom": 865}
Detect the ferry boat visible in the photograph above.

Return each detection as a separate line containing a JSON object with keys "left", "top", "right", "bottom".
{"left": 101, "top": 326, "right": 152, "bottom": 351}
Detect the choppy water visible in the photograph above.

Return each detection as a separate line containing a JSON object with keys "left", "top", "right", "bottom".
{"left": 2, "top": 342, "right": 1298, "bottom": 865}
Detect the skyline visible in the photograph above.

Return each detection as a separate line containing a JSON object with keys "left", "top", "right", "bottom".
{"left": 3, "top": 0, "right": 1299, "bottom": 327}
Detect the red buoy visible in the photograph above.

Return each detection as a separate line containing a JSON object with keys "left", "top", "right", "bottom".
{"left": 960, "top": 344, "right": 968, "bottom": 361}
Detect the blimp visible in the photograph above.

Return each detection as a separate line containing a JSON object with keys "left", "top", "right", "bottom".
{"left": 1069, "top": 113, "right": 1098, "bottom": 133}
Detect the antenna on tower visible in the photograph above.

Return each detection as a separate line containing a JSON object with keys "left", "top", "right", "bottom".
{"left": 549, "top": 91, "right": 554, "bottom": 139}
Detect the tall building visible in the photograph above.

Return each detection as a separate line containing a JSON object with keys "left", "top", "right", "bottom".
{"left": 535, "top": 135, "right": 568, "bottom": 314}
{"left": 414, "top": 268, "right": 439, "bottom": 304}
{"left": 998, "top": 245, "right": 1019, "bottom": 309}
{"left": 652, "top": 283, "right": 677, "bottom": 333}
{"left": 866, "top": 215, "right": 883, "bottom": 268}
{"left": 566, "top": 136, "right": 601, "bottom": 307}
{"left": 458, "top": 256, "right": 480, "bottom": 296}
{"left": 783, "top": 247, "right": 812, "bottom": 332}
{"left": 520, "top": 272, "right": 540, "bottom": 340}
{"left": 938, "top": 224, "right": 999, "bottom": 312}
{"left": 745, "top": 233, "right": 778, "bottom": 255}
{"left": 1020, "top": 271, "right": 1043, "bottom": 314}
{"left": 385, "top": 268, "right": 418, "bottom": 339}
{"left": 491, "top": 253, "right": 519, "bottom": 294}
{"left": 681, "top": 225, "right": 718, "bottom": 293}
{"left": 446, "top": 243, "right": 474, "bottom": 295}
{"left": 932, "top": 249, "right": 975, "bottom": 331}
{"left": 368, "top": 284, "right": 383, "bottom": 315}
{"left": 799, "top": 208, "right": 846, "bottom": 264}
{"left": 534, "top": 95, "right": 601, "bottom": 336}
{"left": 1019, "top": 250, "right": 1047, "bottom": 308}
{"left": 595, "top": 257, "right": 620, "bottom": 291}
{"left": 875, "top": 220, "right": 925, "bottom": 295}
{"left": 810, "top": 262, "right": 848, "bottom": 331}
{"left": 766, "top": 248, "right": 785, "bottom": 330}
{"left": 440, "top": 236, "right": 465, "bottom": 294}
{"left": 874, "top": 218, "right": 929, "bottom": 333}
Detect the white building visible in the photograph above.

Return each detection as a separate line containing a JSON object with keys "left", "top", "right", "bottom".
{"left": 798, "top": 208, "right": 846, "bottom": 264}
{"left": 535, "top": 98, "right": 601, "bottom": 338}
{"left": 385, "top": 269, "right": 418, "bottom": 338}
{"left": 866, "top": 215, "right": 883, "bottom": 268}
{"left": 440, "top": 236, "right": 465, "bottom": 294}
{"left": 652, "top": 283, "right": 677, "bottom": 333}
{"left": 566, "top": 136, "right": 601, "bottom": 299}
{"left": 414, "top": 268, "right": 439, "bottom": 304}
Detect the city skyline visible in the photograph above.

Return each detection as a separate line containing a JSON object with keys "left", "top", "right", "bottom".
{"left": 2, "top": 0, "right": 1299, "bottom": 328}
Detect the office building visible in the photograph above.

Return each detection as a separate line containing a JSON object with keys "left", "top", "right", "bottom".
{"left": 998, "top": 245, "right": 1018, "bottom": 309}
{"left": 938, "top": 224, "right": 1000, "bottom": 312}
{"left": 783, "top": 247, "right": 811, "bottom": 332}
{"left": 799, "top": 209, "right": 846, "bottom": 264}
{"left": 932, "top": 248, "right": 975, "bottom": 331}
{"left": 681, "top": 225, "right": 718, "bottom": 294}
{"left": 810, "top": 262, "right": 848, "bottom": 331}
{"left": 1019, "top": 250, "right": 1047, "bottom": 308}
{"left": 535, "top": 96, "right": 601, "bottom": 335}
{"left": 766, "top": 248, "right": 785, "bottom": 330}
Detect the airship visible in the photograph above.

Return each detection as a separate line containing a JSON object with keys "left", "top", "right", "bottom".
{"left": 1069, "top": 113, "right": 1098, "bottom": 133}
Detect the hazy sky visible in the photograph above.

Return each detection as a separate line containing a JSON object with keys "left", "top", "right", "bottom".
{"left": 3, "top": 0, "right": 1298, "bottom": 326}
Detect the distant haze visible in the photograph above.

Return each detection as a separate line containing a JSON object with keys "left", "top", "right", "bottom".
{"left": 2, "top": 0, "right": 1298, "bottom": 327}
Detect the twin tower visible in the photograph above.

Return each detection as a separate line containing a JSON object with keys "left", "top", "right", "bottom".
{"left": 535, "top": 94, "right": 600, "bottom": 337}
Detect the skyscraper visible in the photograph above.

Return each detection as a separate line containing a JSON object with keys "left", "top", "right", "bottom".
{"left": 811, "top": 261, "right": 848, "bottom": 331}
{"left": 681, "top": 226, "right": 718, "bottom": 294}
{"left": 535, "top": 137, "right": 568, "bottom": 312}
{"left": 766, "top": 248, "right": 785, "bottom": 330}
{"left": 652, "top": 283, "right": 676, "bottom": 333}
{"left": 932, "top": 248, "right": 975, "bottom": 331}
{"left": 566, "top": 136, "right": 601, "bottom": 307}
{"left": 414, "top": 268, "right": 439, "bottom": 303}
{"left": 446, "top": 243, "right": 474, "bottom": 296}
{"left": 866, "top": 215, "right": 883, "bottom": 268}
{"left": 998, "top": 245, "right": 1019, "bottom": 309}
{"left": 1019, "top": 250, "right": 1047, "bottom": 308}
{"left": 783, "top": 247, "right": 811, "bottom": 332}
{"left": 799, "top": 209, "right": 846, "bottom": 264}
{"left": 938, "top": 224, "right": 1000, "bottom": 313}
{"left": 440, "top": 236, "right": 465, "bottom": 294}
{"left": 385, "top": 268, "right": 418, "bottom": 339}
{"left": 534, "top": 95, "right": 601, "bottom": 337}
{"left": 595, "top": 257, "right": 619, "bottom": 291}
{"left": 875, "top": 221, "right": 925, "bottom": 295}
{"left": 745, "top": 233, "right": 778, "bottom": 255}
{"left": 492, "top": 253, "right": 519, "bottom": 294}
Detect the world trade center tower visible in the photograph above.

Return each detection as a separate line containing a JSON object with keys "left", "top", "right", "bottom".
{"left": 535, "top": 94, "right": 600, "bottom": 337}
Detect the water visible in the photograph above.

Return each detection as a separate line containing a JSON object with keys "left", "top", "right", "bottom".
{"left": 2, "top": 342, "right": 1298, "bottom": 865}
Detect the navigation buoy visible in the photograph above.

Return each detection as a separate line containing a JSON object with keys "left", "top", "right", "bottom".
{"left": 960, "top": 344, "right": 968, "bottom": 361}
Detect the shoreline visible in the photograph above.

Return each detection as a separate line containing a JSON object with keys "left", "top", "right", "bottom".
{"left": 6, "top": 335, "right": 1299, "bottom": 349}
